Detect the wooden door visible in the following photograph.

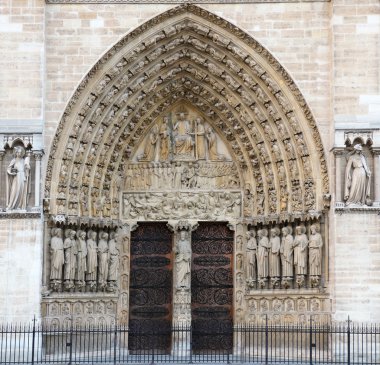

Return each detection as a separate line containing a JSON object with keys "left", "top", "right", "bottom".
{"left": 191, "top": 222, "right": 234, "bottom": 353}
{"left": 129, "top": 222, "right": 173, "bottom": 353}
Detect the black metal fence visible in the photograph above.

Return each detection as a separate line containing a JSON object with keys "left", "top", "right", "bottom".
{"left": 0, "top": 320, "right": 379, "bottom": 364}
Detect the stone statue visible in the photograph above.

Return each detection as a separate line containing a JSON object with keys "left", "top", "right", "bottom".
{"left": 280, "top": 226, "right": 294, "bottom": 288}
{"left": 159, "top": 117, "right": 170, "bottom": 161}
{"left": 206, "top": 127, "right": 224, "bottom": 161}
{"left": 173, "top": 109, "right": 194, "bottom": 158}
{"left": 269, "top": 227, "right": 281, "bottom": 288}
{"left": 50, "top": 228, "right": 64, "bottom": 291}
{"left": 309, "top": 224, "right": 323, "bottom": 287}
{"left": 257, "top": 229, "right": 270, "bottom": 288}
{"left": 175, "top": 230, "right": 191, "bottom": 290}
{"left": 193, "top": 117, "right": 206, "bottom": 160}
{"left": 63, "top": 229, "right": 77, "bottom": 291}
{"left": 293, "top": 225, "right": 308, "bottom": 287}
{"left": 246, "top": 229, "right": 257, "bottom": 288}
{"left": 344, "top": 144, "right": 371, "bottom": 206}
{"left": 86, "top": 230, "right": 98, "bottom": 291}
{"left": 139, "top": 125, "right": 159, "bottom": 161}
{"left": 6, "top": 146, "right": 31, "bottom": 210}
{"left": 75, "top": 230, "right": 87, "bottom": 291}
{"left": 98, "top": 231, "right": 109, "bottom": 290}
{"left": 107, "top": 231, "right": 119, "bottom": 292}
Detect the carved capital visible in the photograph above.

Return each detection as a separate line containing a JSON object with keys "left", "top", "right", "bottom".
{"left": 167, "top": 220, "right": 198, "bottom": 232}
{"left": 332, "top": 147, "right": 345, "bottom": 156}
{"left": 33, "top": 150, "right": 44, "bottom": 161}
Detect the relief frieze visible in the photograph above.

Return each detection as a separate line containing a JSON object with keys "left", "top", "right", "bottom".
{"left": 122, "top": 191, "right": 242, "bottom": 220}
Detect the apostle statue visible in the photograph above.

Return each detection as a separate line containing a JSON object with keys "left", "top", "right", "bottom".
{"left": 293, "top": 225, "right": 308, "bottom": 288}
{"left": 257, "top": 229, "right": 270, "bottom": 288}
{"left": 344, "top": 144, "right": 371, "bottom": 206}
{"left": 175, "top": 230, "right": 191, "bottom": 290}
{"left": 246, "top": 229, "right": 257, "bottom": 288}
{"left": 280, "top": 226, "right": 294, "bottom": 288}
{"left": 50, "top": 228, "right": 64, "bottom": 292}
{"left": 98, "top": 231, "right": 109, "bottom": 290}
{"left": 173, "top": 109, "right": 194, "bottom": 159}
{"left": 107, "top": 231, "right": 119, "bottom": 292}
{"left": 269, "top": 227, "right": 281, "bottom": 288}
{"left": 63, "top": 229, "right": 77, "bottom": 291}
{"left": 6, "top": 146, "right": 31, "bottom": 210}
{"left": 75, "top": 230, "right": 87, "bottom": 291}
{"left": 309, "top": 224, "right": 324, "bottom": 287}
{"left": 86, "top": 230, "right": 98, "bottom": 291}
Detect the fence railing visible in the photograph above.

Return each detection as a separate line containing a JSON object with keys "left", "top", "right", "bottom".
{"left": 0, "top": 319, "right": 379, "bottom": 364}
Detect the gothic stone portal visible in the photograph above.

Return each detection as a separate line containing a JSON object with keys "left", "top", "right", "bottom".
{"left": 43, "top": 6, "right": 331, "bottom": 348}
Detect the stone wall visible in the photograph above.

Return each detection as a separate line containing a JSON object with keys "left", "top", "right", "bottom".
{"left": 0, "top": 219, "right": 43, "bottom": 322}
{"left": 333, "top": 212, "right": 380, "bottom": 322}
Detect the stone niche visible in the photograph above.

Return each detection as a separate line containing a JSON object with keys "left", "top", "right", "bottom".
{"left": 0, "top": 134, "right": 43, "bottom": 215}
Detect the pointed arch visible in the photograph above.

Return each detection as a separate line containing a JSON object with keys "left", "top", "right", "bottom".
{"left": 45, "top": 4, "right": 329, "bottom": 223}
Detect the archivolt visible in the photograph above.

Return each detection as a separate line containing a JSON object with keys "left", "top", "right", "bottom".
{"left": 45, "top": 4, "right": 329, "bottom": 223}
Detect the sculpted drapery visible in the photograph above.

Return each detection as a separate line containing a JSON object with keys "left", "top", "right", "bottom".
{"left": 175, "top": 230, "right": 191, "bottom": 289}
{"left": 6, "top": 146, "right": 31, "bottom": 210}
{"left": 344, "top": 144, "right": 371, "bottom": 206}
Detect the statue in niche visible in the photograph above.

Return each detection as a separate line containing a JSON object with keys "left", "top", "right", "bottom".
{"left": 107, "top": 231, "right": 119, "bottom": 292}
{"left": 269, "top": 227, "right": 281, "bottom": 288}
{"left": 63, "top": 229, "right": 77, "bottom": 291}
{"left": 309, "top": 224, "right": 323, "bottom": 287}
{"left": 75, "top": 230, "right": 87, "bottom": 291}
{"left": 98, "top": 231, "right": 109, "bottom": 290}
{"left": 138, "top": 125, "right": 159, "bottom": 161}
{"left": 206, "top": 127, "right": 225, "bottom": 161}
{"left": 50, "top": 228, "right": 64, "bottom": 292}
{"left": 86, "top": 230, "right": 98, "bottom": 291}
{"left": 6, "top": 146, "right": 31, "bottom": 210}
{"left": 246, "top": 229, "right": 257, "bottom": 288}
{"left": 173, "top": 109, "right": 194, "bottom": 159}
{"left": 159, "top": 117, "right": 170, "bottom": 161}
{"left": 293, "top": 225, "right": 308, "bottom": 288}
{"left": 257, "top": 229, "right": 270, "bottom": 288}
{"left": 344, "top": 144, "right": 371, "bottom": 206}
{"left": 280, "top": 226, "right": 294, "bottom": 288}
{"left": 175, "top": 230, "right": 191, "bottom": 290}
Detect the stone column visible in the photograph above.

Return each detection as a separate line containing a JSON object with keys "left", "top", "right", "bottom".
{"left": 0, "top": 151, "right": 4, "bottom": 209}
{"left": 33, "top": 151, "right": 43, "bottom": 208}
{"left": 117, "top": 221, "right": 137, "bottom": 326}
{"left": 168, "top": 220, "right": 198, "bottom": 356}
{"left": 333, "top": 149, "right": 344, "bottom": 203}
{"left": 372, "top": 149, "right": 380, "bottom": 203}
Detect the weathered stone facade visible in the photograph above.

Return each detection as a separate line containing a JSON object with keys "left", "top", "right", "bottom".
{"left": 0, "top": 0, "right": 379, "bottom": 328}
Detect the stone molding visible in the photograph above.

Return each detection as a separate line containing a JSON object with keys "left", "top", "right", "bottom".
{"left": 0, "top": 211, "right": 41, "bottom": 219}
{"left": 45, "top": 4, "right": 329, "bottom": 220}
{"left": 46, "top": 0, "right": 330, "bottom": 3}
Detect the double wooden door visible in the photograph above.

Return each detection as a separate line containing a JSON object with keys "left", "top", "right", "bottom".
{"left": 128, "top": 222, "right": 234, "bottom": 353}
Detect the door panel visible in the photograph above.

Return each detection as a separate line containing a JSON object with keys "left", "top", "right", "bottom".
{"left": 191, "top": 222, "right": 234, "bottom": 353}
{"left": 129, "top": 222, "right": 173, "bottom": 353}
